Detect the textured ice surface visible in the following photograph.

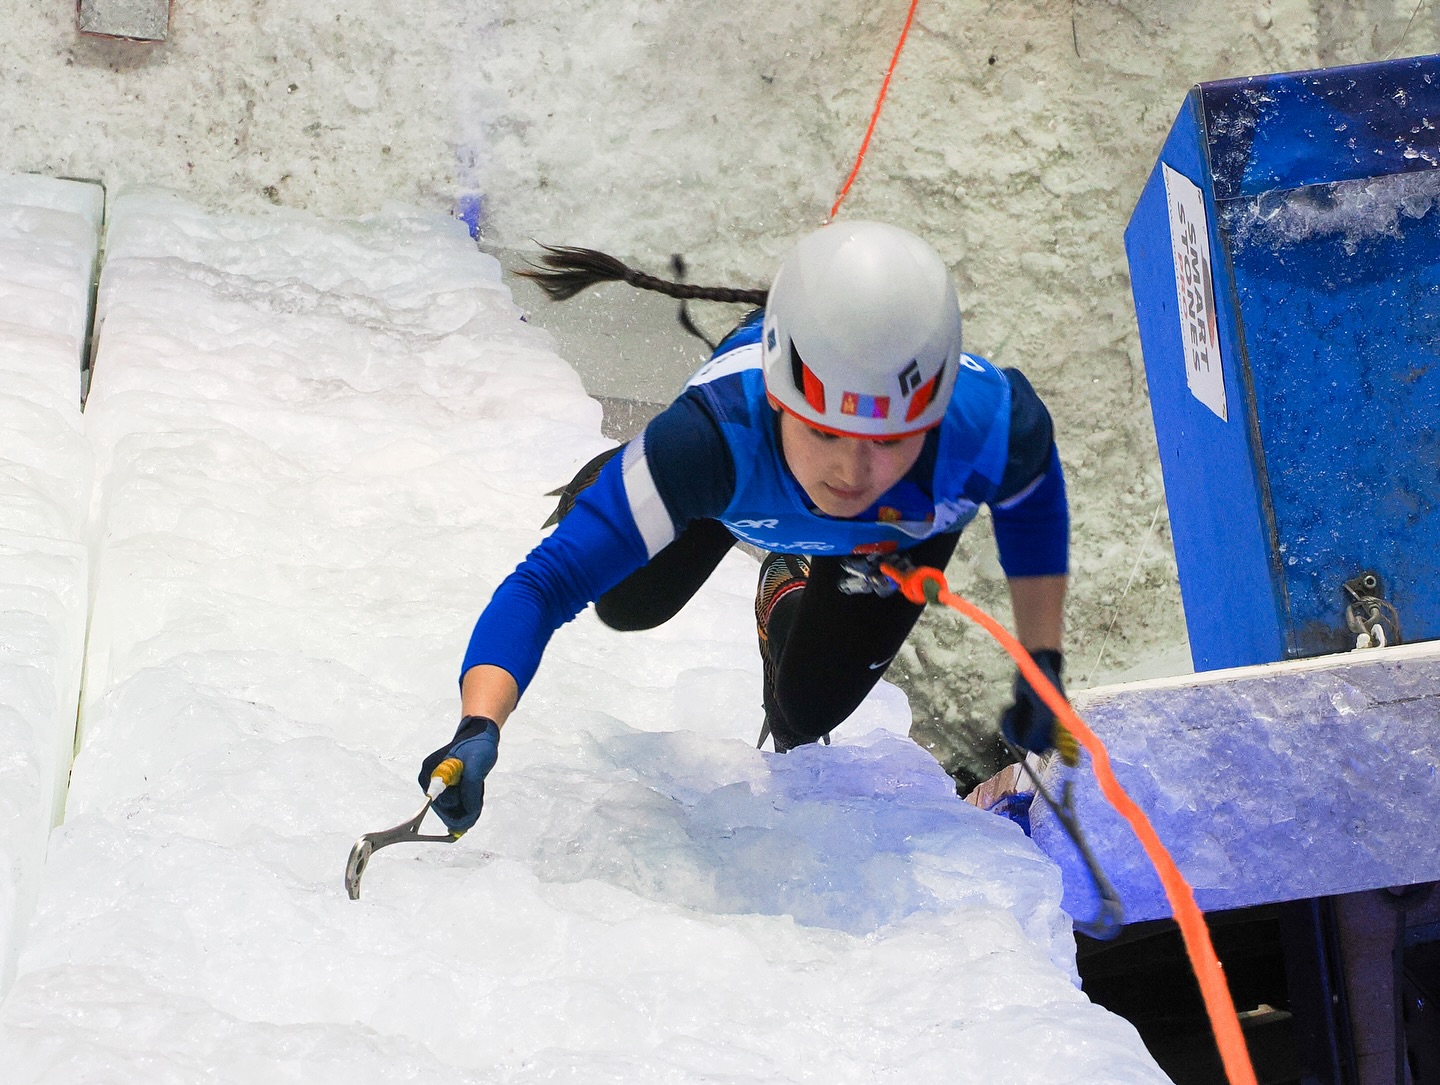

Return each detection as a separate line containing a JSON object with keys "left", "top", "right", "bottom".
{"left": 0, "top": 191, "right": 1167, "bottom": 1082}
{"left": 1033, "top": 642, "right": 1440, "bottom": 924}
{"left": 1224, "top": 168, "right": 1440, "bottom": 254}
{"left": 0, "top": 174, "right": 101, "bottom": 993}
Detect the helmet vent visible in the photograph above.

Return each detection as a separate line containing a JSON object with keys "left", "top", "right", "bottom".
{"left": 790, "top": 341, "right": 826, "bottom": 414}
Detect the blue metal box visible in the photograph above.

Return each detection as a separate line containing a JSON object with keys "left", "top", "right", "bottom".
{"left": 1124, "top": 55, "right": 1440, "bottom": 671}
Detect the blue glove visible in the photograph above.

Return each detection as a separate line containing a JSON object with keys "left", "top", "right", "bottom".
{"left": 419, "top": 715, "right": 500, "bottom": 832}
{"left": 999, "top": 649, "right": 1076, "bottom": 763}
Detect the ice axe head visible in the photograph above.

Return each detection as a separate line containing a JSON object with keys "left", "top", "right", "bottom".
{"left": 344, "top": 837, "right": 375, "bottom": 901}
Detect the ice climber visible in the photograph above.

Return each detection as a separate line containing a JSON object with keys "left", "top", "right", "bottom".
{"left": 419, "top": 221, "right": 1072, "bottom": 830}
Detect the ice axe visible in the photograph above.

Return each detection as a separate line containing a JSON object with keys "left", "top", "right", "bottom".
{"left": 344, "top": 757, "right": 465, "bottom": 900}
{"left": 1003, "top": 736, "right": 1124, "bottom": 940}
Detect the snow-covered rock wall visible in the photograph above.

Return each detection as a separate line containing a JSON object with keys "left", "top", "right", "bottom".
{"left": 0, "top": 175, "right": 101, "bottom": 994}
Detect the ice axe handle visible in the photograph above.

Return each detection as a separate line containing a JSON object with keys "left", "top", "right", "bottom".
{"left": 426, "top": 756, "right": 463, "bottom": 799}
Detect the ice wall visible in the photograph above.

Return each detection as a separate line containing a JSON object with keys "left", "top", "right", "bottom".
{"left": 0, "top": 174, "right": 101, "bottom": 994}
{"left": 0, "top": 192, "right": 1168, "bottom": 1082}
{"left": 1032, "top": 642, "right": 1440, "bottom": 924}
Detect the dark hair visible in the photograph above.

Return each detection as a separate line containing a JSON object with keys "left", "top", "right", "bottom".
{"left": 517, "top": 244, "right": 768, "bottom": 307}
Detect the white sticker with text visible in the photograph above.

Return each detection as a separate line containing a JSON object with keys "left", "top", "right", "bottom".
{"left": 1163, "top": 164, "right": 1227, "bottom": 422}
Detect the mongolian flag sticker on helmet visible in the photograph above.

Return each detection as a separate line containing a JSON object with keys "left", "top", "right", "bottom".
{"left": 840, "top": 392, "right": 890, "bottom": 419}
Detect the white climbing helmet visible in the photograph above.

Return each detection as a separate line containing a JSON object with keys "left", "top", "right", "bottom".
{"left": 761, "top": 220, "right": 963, "bottom": 438}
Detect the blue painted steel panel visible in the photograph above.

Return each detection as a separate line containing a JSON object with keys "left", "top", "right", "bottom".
{"left": 1125, "top": 95, "right": 1288, "bottom": 670}
{"left": 1126, "top": 54, "right": 1440, "bottom": 669}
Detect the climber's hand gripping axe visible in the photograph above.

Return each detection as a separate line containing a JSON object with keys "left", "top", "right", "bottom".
{"left": 344, "top": 757, "right": 464, "bottom": 900}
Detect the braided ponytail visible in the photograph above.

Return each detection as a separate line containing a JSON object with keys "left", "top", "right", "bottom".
{"left": 517, "top": 244, "right": 768, "bottom": 307}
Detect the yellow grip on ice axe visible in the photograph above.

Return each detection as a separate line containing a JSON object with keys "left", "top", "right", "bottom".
{"left": 1053, "top": 722, "right": 1080, "bottom": 768}
{"left": 427, "top": 756, "right": 464, "bottom": 797}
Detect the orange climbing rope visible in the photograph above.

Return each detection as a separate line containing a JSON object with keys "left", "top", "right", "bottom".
{"left": 881, "top": 562, "right": 1260, "bottom": 1085}
{"left": 827, "top": 0, "right": 923, "bottom": 222}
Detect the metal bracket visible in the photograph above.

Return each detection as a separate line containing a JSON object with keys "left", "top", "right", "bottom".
{"left": 1342, "top": 572, "right": 1402, "bottom": 650}
{"left": 77, "top": 0, "right": 171, "bottom": 42}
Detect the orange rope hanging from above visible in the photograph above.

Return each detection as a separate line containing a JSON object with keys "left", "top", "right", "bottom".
{"left": 879, "top": 562, "right": 1261, "bottom": 1085}
{"left": 827, "top": 0, "right": 923, "bottom": 222}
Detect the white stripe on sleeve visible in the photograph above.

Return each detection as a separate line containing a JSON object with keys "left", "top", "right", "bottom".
{"left": 622, "top": 438, "right": 676, "bottom": 559}
{"left": 992, "top": 470, "right": 1046, "bottom": 510}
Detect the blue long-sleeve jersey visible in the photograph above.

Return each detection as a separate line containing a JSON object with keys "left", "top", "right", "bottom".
{"left": 464, "top": 311, "right": 1068, "bottom": 694}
